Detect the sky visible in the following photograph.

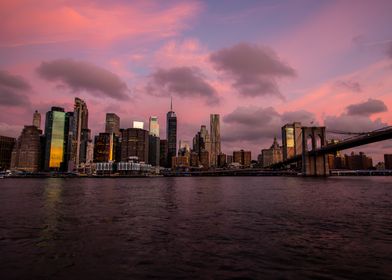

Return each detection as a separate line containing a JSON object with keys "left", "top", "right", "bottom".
{"left": 1, "top": 0, "right": 392, "bottom": 162}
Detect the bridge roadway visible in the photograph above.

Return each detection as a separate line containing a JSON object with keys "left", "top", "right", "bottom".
{"left": 271, "top": 126, "right": 392, "bottom": 168}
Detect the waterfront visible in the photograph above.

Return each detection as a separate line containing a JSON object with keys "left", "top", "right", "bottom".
{"left": 0, "top": 177, "right": 391, "bottom": 279}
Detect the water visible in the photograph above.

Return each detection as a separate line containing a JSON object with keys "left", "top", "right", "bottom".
{"left": 0, "top": 177, "right": 391, "bottom": 279}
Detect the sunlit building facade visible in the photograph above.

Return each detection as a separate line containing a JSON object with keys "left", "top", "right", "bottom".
{"left": 105, "top": 113, "right": 120, "bottom": 136}
{"left": 72, "top": 97, "right": 89, "bottom": 168}
{"left": 44, "top": 107, "right": 66, "bottom": 171}
{"left": 282, "top": 122, "right": 302, "bottom": 160}
{"left": 149, "top": 116, "right": 159, "bottom": 137}
{"left": 33, "top": 110, "right": 41, "bottom": 129}
{"left": 210, "top": 114, "right": 221, "bottom": 166}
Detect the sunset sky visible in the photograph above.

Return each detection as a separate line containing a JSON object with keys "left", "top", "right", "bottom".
{"left": 1, "top": 0, "right": 392, "bottom": 161}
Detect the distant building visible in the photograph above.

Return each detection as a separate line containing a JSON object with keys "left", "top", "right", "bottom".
{"left": 72, "top": 97, "right": 89, "bottom": 169}
{"left": 199, "top": 150, "right": 210, "bottom": 169}
{"left": 178, "top": 140, "right": 191, "bottom": 157}
{"left": 172, "top": 156, "right": 189, "bottom": 168}
{"left": 190, "top": 152, "right": 199, "bottom": 167}
{"left": 33, "top": 110, "right": 41, "bottom": 129}
{"left": 282, "top": 122, "right": 302, "bottom": 160}
{"left": 193, "top": 125, "right": 211, "bottom": 166}
{"left": 384, "top": 154, "right": 392, "bottom": 169}
{"left": 233, "top": 150, "right": 252, "bottom": 167}
{"left": 105, "top": 113, "right": 120, "bottom": 136}
{"left": 166, "top": 99, "right": 177, "bottom": 167}
{"left": 345, "top": 152, "right": 373, "bottom": 170}
{"left": 159, "top": 139, "right": 168, "bottom": 167}
{"left": 0, "top": 135, "right": 16, "bottom": 170}
{"left": 149, "top": 116, "right": 159, "bottom": 137}
{"left": 260, "top": 137, "right": 283, "bottom": 167}
{"left": 121, "top": 128, "right": 149, "bottom": 163}
{"left": 210, "top": 114, "right": 221, "bottom": 166}
{"left": 11, "top": 126, "right": 42, "bottom": 172}
{"left": 44, "top": 107, "right": 67, "bottom": 171}
{"left": 148, "top": 135, "right": 160, "bottom": 166}
{"left": 94, "top": 133, "right": 116, "bottom": 162}
{"left": 133, "top": 121, "right": 144, "bottom": 130}
{"left": 217, "top": 153, "right": 226, "bottom": 168}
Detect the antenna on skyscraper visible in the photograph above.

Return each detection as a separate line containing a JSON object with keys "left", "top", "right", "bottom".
{"left": 170, "top": 96, "right": 173, "bottom": 111}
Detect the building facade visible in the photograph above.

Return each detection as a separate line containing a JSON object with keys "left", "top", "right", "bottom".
{"left": 159, "top": 139, "right": 168, "bottom": 167}
{"left": 166, "top": 101, "right": 177, "bottom": 167}
{"left": 282, "top": 122, "right": 302, "bottom": 160}
{"left": 385, "top": 154, "right": 392, "bottom": 170}
{"left": 11, "top": 126, "right": 42, "bottom": 172}
{"left": 260, "top": 137, "right": 283, "bottom": 168}
{"left": 105, "top": 113, "right": 120, "bottom": 136}
{"left": 72, "top": 97, "right": 89, "bottom": 169}
{"left": 94, "top": 133, "right": 115, "bottom": 162}
{"left": 210, "top": 114, "right": 221, "bottom": 166}
{"left": 0, "top": 135, "right": 16, "bottom": 170}
{"left": 148, "top": 135, "right": 160, "bottom": 166}
{"left": 33, "top": 110, "right": 41, "bottom": 129}
{"left": 233, "top": 150, "right": 252, "bottom": 167}
{"left": 149, "top": 116, "right": 159, "bottom": 137}
{"left": 121, "top": 128, "right": 149, "bottom": 163}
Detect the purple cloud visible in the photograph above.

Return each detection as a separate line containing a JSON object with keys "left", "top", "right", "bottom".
{"left": 0, "top": 70, "right": 31, "bottom": 107}
{"left": 146, "top": 66, "right": 219, "bottom": 105}
{"left": 210, "top": 43, "right": 296, "bottom": 98}
{"left": 36, "top": 59, "right": 130, "bottom": 100}
{"left": 346, "top": 98, "right": 387, "bottom": 116}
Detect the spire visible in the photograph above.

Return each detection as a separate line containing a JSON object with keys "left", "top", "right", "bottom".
{"left": 170, "top": 96, "right": 173, "bottom": 111}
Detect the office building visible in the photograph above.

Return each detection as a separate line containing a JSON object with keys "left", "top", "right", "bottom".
{"left": 72, "top": 97, "right": 89, "bottom": 168}
{"left": 105, "top": 113, "right": 120, "bottom": 136}
{"left": 260, "top": 137, "right": 283, "bottom": 168}
{"left": 385, "top": 154, "right": 392, "bottom": 170}
{"left": 210, "top": 114, "right": 221, "bottom": 166}
{"left": 217, "top": 153, "right": 227, "bottom": 168}
{"left": 11, "top": 126, "right": 42, "bottom": 172}
{"left": 233, "top": 150, "right": 252, "bottom": 167}
{"left": 166, "top": 99, "right": 177, "bottom": 167}
{"left": 44, "top": 107, "right": 67, "bottom": 171}
{"left": 0, "top": 135, "right": 16, "bottom": 170}
{"left": 345, "top": 152, "right": 373, "bottom": 170}
{"left": 159, "top": 139, "right": 168, "bottom": 167}
{"left": 33, "top": 110, "right": 41, "bottom": 129}
{"left": 121, "top": 128, "right": 149, "bottom": 163}
{"left": 94, "top": 133, "right": 115, "bottom": 162}
{"left": 148, "top": 135, "right": 160, "bottom": 166}
{"left": 149, "top": 116, "right": 159, "bottom": 137}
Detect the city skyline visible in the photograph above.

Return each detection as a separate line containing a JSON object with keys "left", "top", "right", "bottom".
{"left": 0, "top": 0, "right": 392, "bottom": 161}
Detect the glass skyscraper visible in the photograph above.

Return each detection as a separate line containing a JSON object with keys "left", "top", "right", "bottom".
{"left": 166, "top": 99, "right": 177, "bottom": 167}
{"left": 44, "top": 107, "right": 66, "bottom": 170}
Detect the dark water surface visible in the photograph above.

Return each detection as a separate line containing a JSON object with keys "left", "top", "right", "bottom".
{"left": 0, "top": 177, "right": 391, "bottom": 279}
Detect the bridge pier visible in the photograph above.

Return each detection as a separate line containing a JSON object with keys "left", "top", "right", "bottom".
{"left": 301, "top": 127, "right": 330, "bottom": 176}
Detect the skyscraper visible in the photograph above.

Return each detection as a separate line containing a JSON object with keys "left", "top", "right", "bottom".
{"left": 11, "top": 126, "right": 42, "bottom": 172}
{"left": 72, "top": 97, "right": 89, "bottom": 168}
{"left": 33, "top": 110, "right": 41, "bottom": 129}
{"left": 0, "top": 135, "right": 16, "bottom": 170}
{"left": 105, "top": 113, "right": 120, "bottom": 136}
{"left": 44, "top": 107, "right": 66, "bottom": 171}
{"left": 133, "top": 121, "right": 144, "bottom": 129}
{"left": 210, "top": 114, "right": 221, "bottom": 166}
{"left": 94, "top": 133, "right": 115, "bottom": 162}
{"left": 166, "top": 98, "right": 177, "bottom": 167}
{"left": 149, "top": 116, "right": 159, "bottom": 137}
{"left": 121, "top": 128, "right": 149, "bottom": 162}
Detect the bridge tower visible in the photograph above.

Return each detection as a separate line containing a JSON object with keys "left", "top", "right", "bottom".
{"left": 301, "top": 127, "right": 330, "bottom": 176}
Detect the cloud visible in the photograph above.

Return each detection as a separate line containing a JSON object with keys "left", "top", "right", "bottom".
{"left": 145, "top": 66, "right": 219, "bottom": 105}
{"left": 0, "top": 70, "right": 31, "bottom": 106}
{"left": 387, "top": 43, "right": 392, "bottom": 59}
{"left": 324, "top": 115, "right": 388, "bottom": 133}
{"left": 346, "top": 98, "right": 387, "bottom": 116}
{"left": 334, "top": 80, "right": 362, "bottom": 92}
{"left": 210, "top": 43, "right": 296, "bottom": 98}
{"left": 36, "top": 59, "right": 130, "bottom": 100}
{"left": 222, "top": 106, "right": 315, "bottom": 143}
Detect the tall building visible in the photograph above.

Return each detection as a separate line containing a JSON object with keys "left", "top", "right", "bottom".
{"left": 64, "top": 111, "right": 74, "bottom": 171}
{"left": 159, "top": 139, "right": 168, "bottom": 167}
{"left": 260, "top": 137, "right": 283, "bottom": 168}
{"left": 133, "top": 121, "right": 144, "bottom": 129}
{"left": 385, "top": 154, "right": 392, "bottom": 170}
{"left": 72, "top": 97, "right": 89, "bottom": 168}
{"left": 148, "top": 135, "right": 160, "bottom": 166}
{"left": 121, "top": 128, "right": 149, "bottom": 162}
{"left": 166, "top": 98, "right": 177, "bottom": 167}
{"left": 149, "top": 116, "right": 159, "bottom": 137}
{"left": 282, "top": 122, "right": 302, "bottom": 160}
{"left": 0, "top": 135, "right": 16, "bottom": 170}
{"left": 44, "top": 107, "right": 67, "bottom": 171}
{"left": 11, "top": 126, "right": 42, "bottom": 172}
{"left": 105, "top": 113, "right": 120, "bottom": 136}
{"left": 94, "top": 133, "right": 115, "bottom": 162}
{"left": 33, "top": 110, "right": 41, "bottom": 129}
{"left": 210, "top": 114, "right": 221, "bottom": 166}
{"left": 233, "top": 150, "right": 252, "bottom": 167}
